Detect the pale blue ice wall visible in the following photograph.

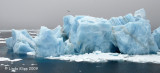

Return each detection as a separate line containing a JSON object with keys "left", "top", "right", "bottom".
{"left": 63, "top": 16, "right": 118, "bottom": 54}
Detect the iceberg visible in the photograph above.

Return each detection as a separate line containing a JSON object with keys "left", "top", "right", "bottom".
{"left": 63, "top": 16, "right": 118, "bottom": 54}
{"left": 153, "top": 27, "right": 160, "bottom": 49}
{"left": 111, "top": 9, "right": 159, "bottom": 54}
{"left": 6, "top": 29, "right": 36, "bottom": 54}
{"left": 5, "top": 8, "right": 159, "bottom": 57}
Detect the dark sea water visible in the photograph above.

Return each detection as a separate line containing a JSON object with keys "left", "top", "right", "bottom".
{"left": 0, "top": 31, "right": 160, "bottom": 73}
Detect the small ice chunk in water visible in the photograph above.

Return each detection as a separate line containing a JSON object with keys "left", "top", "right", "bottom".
{"left": 0, "top": 57, "right": 22, "bottom": 62}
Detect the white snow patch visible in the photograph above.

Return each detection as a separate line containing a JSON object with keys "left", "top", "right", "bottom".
{"left": 0, "top": 57, "right": 22, "bottom": 62}
{"left": 46, "top": 51, "right": 160, "bottom": 64}
{"left": 27, "top": 52, "right": 35, "bottom": 55}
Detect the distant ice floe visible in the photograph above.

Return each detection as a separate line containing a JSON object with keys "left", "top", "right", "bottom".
{"left": 46, "top": 51, "right": 160, "bottom": 64}
{"left": 0, "top": 30, "right": 39, "bottom": 32}
{"left": 0, "top": 41, "right": 6, "bottom": 43}
{"left": 0, "top": 57, "right": 22, "bottom": 62}
{"left": 0, "top": 38, "right": 6, "bottom": 43}
{"left": 0, "top": 38, "right": 6, "bottom": 41}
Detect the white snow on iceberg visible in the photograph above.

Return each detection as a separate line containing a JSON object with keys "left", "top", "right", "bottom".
{"left": 46, "top": 51, "right": 160, "bottom": 63}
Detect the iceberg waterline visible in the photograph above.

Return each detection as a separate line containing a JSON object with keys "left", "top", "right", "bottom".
{"left": 46, "top": 51, "right": 160, "bottom": 63}
{"left": 5, "top": 9, "right": 160, "bottom": 57}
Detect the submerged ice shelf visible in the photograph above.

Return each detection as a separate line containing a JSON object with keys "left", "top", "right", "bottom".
{"left": 5, "top": 8, "right": 160, "bottom": 58}
{"left": 46, "top": 51, "right": 160, "bottom": 63}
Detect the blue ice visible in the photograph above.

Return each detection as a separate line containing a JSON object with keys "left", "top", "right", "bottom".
{"left": 34, "top": 26, "right": 66, "bottom": 57}
{"left": 6, "top": 29, "right": 35, "bottom": 54}
{"left": 63, "top": 16, "right": 118, "bottom": 54}
{"left": 153, "top": 27, "right": 160, "bottom": 49}
{"left": 110, "top": 9, "right": 159, "bottom": 54}
{"left": 5, "top": 8, "right": 160, "bottom": 57}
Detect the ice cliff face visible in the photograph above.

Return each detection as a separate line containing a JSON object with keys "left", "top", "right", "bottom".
{"left": 5, "top": 9, "right": 160, "bottom": 57}
{"left": 110, "top": 9, "right": 159, "bottom": 54}
{"left": 111, "top": 19, "right": 158, "bottom": 54}
{"left": 63, "top": 16, "right": 118, "bottom": 54}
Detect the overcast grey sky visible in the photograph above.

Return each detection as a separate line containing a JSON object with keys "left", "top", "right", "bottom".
{"left": 0, "top": 0, "right": 159, "bottom": 30}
